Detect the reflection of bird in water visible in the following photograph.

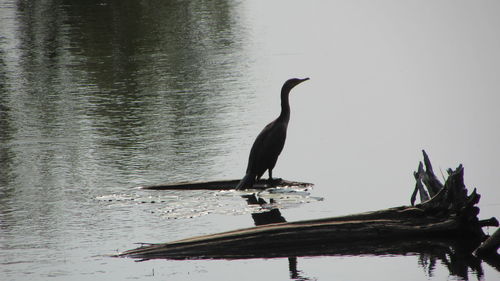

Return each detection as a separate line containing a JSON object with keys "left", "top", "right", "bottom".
{"left": 243, "top": 194, "right": 312, "bottom": 281}
{"left": 236, "top": 78, "right": 309, "bottom": 190}
{"left": 243, "top": 194, "right": 286, "bottom": 225}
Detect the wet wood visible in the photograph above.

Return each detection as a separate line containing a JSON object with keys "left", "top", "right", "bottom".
{"left": 117, "top": 151, "right": 498, "bottom": 261}
{"left": 474, "top": 227, "right": 500, "bottom": 273}
{"left": 116, "top": 213, "right": 489, "bottom": 260}
{"left": 139, "top": 178, "right": 313, "bottom": 190}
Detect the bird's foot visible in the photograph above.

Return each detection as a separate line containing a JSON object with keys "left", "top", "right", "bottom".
{"left": 267, "top": 177, "right": 282, "bottom": 187}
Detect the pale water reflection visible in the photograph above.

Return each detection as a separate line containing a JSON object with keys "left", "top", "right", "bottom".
{"left": 1, "top": 1, "right": 499, "bottom": 281}
{"left": 95, "top": 187, "right": 322, "bottom": 220}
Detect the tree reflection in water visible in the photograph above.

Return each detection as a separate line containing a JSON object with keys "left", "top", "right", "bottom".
{"left": 416, "top": 240, "right": 484, "bottom": 281}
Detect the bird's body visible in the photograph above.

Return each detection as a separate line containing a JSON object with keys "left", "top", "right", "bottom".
{"left": 236, "top": 78, "right": 309, "bottom": 190}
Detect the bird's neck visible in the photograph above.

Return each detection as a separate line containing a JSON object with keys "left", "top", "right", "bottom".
{"left": 278, "top": 87, "right": 290, "bottom": 123}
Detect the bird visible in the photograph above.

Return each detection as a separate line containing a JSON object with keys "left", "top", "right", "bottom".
{"left": 236, "top": 77, "right": 309, "bottom": 190}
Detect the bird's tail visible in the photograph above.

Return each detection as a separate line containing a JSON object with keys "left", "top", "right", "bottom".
{"left": 235, "top": 173, "right": 256, "bottom": 190}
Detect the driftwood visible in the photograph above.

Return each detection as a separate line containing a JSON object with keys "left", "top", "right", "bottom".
{"left": 139, "top": 178, "right": 312, "bottom": 190}
{"left": 117, "top": 151, "right": 498, "bottom": 268}
{"left": 476, "top": 228, "right": 500, "bottom": 257}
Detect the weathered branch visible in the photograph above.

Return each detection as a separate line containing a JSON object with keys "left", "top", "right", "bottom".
{"left": 411, "top": 150, "right": 445, "bottom": 206}
{"left": 476, "top": 228, "right": 500, "bottom": 257}
{"left": 411, "top": 162, "right": 430, "bottom": 206}
{"left": 422, "top": 150, "right": 444, "bottom": 195}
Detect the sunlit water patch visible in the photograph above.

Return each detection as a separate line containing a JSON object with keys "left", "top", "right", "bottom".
{"left": 96, "top": 187, "right": 323, "bottom": 220}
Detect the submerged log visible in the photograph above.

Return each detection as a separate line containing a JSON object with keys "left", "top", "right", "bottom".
{"left": 139, "top": 178, "right": 312, "bottom": 190}
{"left": 475, "top": 228, "right": 500, "bottom": 271}
{"left": 117, "top": 151, "right": 498, "bottom": 261}
{"left": 476, "top": 228, "right": 500, "bottom": 257}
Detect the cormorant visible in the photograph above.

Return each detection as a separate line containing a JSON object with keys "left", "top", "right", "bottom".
{"left": 236, "top": 77, "right": 309, "bottom": 190}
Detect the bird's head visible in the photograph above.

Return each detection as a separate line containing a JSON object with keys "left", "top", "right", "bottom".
{"left": 282, "top": 77, "right": 310, "bottom": 93}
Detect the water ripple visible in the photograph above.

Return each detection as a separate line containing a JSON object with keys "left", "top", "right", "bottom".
{"left": 95, "top": 187, "right": 323, "bottom": 220}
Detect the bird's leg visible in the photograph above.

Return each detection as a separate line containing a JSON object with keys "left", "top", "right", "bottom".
{"left": 268, "top": 169, "right": 275, "bottom": 186}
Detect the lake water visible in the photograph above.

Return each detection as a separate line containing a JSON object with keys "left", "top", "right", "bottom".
{"left": 1, "top": 1, "right": 499, "bottom": 280}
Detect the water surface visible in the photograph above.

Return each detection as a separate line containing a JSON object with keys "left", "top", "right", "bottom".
{"left": 1, "top": 1, "right": 499, "bottom": 280}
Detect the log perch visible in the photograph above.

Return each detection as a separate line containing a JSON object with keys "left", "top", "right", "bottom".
{"left": 117, "top": 151, "right": 498, "bottom": 262}
{"left": 139, "top": 178, "right": 312, "bottom": 190}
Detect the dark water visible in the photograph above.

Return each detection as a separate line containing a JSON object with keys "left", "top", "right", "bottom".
{"left": 1, "top": 1, "right": 499, "bottom": 280}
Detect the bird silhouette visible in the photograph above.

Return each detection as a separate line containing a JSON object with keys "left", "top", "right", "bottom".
{"left": 236, "top": 78, "right": 309, "bottom": 190}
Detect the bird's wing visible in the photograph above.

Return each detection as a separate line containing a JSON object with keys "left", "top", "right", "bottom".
{"left": 246, "top": 119, "right": 287, "bottom": 177}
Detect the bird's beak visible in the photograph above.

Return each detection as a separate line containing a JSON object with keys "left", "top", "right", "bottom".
{"left": 298, "top": 77, "right": 309, "bottom": 84}
{"left": 296, "top": 78, "right": 309, "bottom": 87}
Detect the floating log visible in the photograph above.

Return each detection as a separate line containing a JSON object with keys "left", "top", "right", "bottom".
{"left": 117, "top": 151, "right": 498, "bottom": 262}
{"left": 139, "top": 178, "right": 313, "bottom": 190}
